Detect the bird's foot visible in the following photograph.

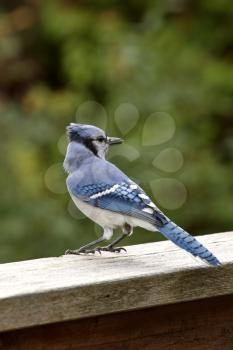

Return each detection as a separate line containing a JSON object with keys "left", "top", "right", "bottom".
{"left": 65, "top": 246, "right": 127, "bottom": 255}
{"left": 96, "top": 246, "right": 127, "bottom": 253}
{"left": 65, "top": 248, "right": 101, "bottom": 255}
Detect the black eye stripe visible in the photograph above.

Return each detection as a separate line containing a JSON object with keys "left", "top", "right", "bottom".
{"left": 95, "top": 137, "right": 106, "bottom": 142}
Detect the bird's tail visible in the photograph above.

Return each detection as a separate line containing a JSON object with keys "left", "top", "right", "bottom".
{"left": 156, "top": 217, "right": 221, "bottom": 266}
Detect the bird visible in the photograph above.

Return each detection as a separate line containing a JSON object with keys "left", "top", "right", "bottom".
{"left": 63, "top": 123, "right": 221, "bottom": 266}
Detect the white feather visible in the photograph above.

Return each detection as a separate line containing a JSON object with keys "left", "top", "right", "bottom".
{"left": 71, "top": 195, "right": 157, "bottom": 232}
{"left": 142, "top": 207, "right": 154, "bottom": 214}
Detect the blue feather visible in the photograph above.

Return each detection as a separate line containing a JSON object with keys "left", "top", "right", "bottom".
{"left": 157, "top": 220, "right": 221, "bottom": 266}
{"left": 68, "top": 180, "right": 165, "bottom": 227}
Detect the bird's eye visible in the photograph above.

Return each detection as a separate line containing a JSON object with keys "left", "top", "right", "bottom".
{"left": 97, "top": 136, "right": 105, "bottom": 143}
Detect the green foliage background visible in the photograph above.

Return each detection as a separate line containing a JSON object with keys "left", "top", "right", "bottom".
{"left": 0, "top": 0, "right": 232, "bottom": 262}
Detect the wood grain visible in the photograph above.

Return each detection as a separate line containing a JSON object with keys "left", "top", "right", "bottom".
{"left": 0, "top": 232, "right": 232, "bottom": 332}
{"left": 1, "top": 295, "right": 233, "bottom": 350}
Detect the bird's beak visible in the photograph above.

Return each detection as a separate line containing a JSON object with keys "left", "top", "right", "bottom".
{"left": 107, "top": 136, "right": 124, "bottom": 145}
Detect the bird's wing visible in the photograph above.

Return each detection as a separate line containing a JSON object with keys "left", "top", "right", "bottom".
{"left": 67, "top": 163, "right": 221, "bottom": 266}
{"left": 67, "top": 177, "right": 167, "bottom": 227}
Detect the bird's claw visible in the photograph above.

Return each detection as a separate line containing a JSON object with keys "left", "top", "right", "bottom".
{"left": 115, "top": 247, "right": 127, "bottom": 253}
{"left": 65, "top": 249, "right": 78, "bottom": 255}
{"left": 96, "top": 246, "right": 127, "bottom": 253}
{"left": 65, "top": 246, "right": 126, "bottom": 255}
{"left": 65, "top": 248, "right": 101, "bottom": 255}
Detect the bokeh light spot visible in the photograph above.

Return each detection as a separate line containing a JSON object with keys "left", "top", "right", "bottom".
{"left": 68, "top": 199, "right": 86, "bottom": 220}
{"left": 108, "top": 144, "right": 140, "bottom": 162}
{"left": 114, "top": 103, "right": 139, "bottom": 135}
{"left": 150, "top": 178, "right": 187, "bottom": 210}
{"left": 57, "top": 132, "right": 68, "bottom": 155}
{"left": 76, "top": 100, "right": 107, "bottom": 129}
{"left": 44, "top": 163, "right": 67, "bottom": 194}
{"left": 152, "top": 148, "right": 183, "bottom": 173}
{"left": 142, "top": 112, "right": 176, "bottom": 146}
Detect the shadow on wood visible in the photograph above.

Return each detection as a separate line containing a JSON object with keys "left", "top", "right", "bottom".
{"left": 1, "top": 295, "right": 233, "bottom": 350}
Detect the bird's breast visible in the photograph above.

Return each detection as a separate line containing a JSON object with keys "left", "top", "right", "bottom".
{"left": 71, "top": 195, "right": 126, "bottom": 229}
{"left": 70, "top": 195, "right": 157, "bottom": 232}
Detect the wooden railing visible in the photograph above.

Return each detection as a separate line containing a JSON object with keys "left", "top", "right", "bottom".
{"left": 0, "top": 232, "right": 232, "bottom": 349}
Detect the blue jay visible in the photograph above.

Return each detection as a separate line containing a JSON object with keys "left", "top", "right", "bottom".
{"left": 64, "top": 123, "right": 220, "bottom": 266}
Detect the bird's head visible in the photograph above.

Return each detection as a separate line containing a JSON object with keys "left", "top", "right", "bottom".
{"left": 67, "top": 123, "right": 123, "bottom": 159}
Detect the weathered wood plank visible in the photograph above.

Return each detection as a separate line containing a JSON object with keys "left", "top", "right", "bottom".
{"left": 0, "top": 232, "right": 232, "bottom": 332}
{"left": 1, "top": 295, "right": 233, "bottom": 350}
